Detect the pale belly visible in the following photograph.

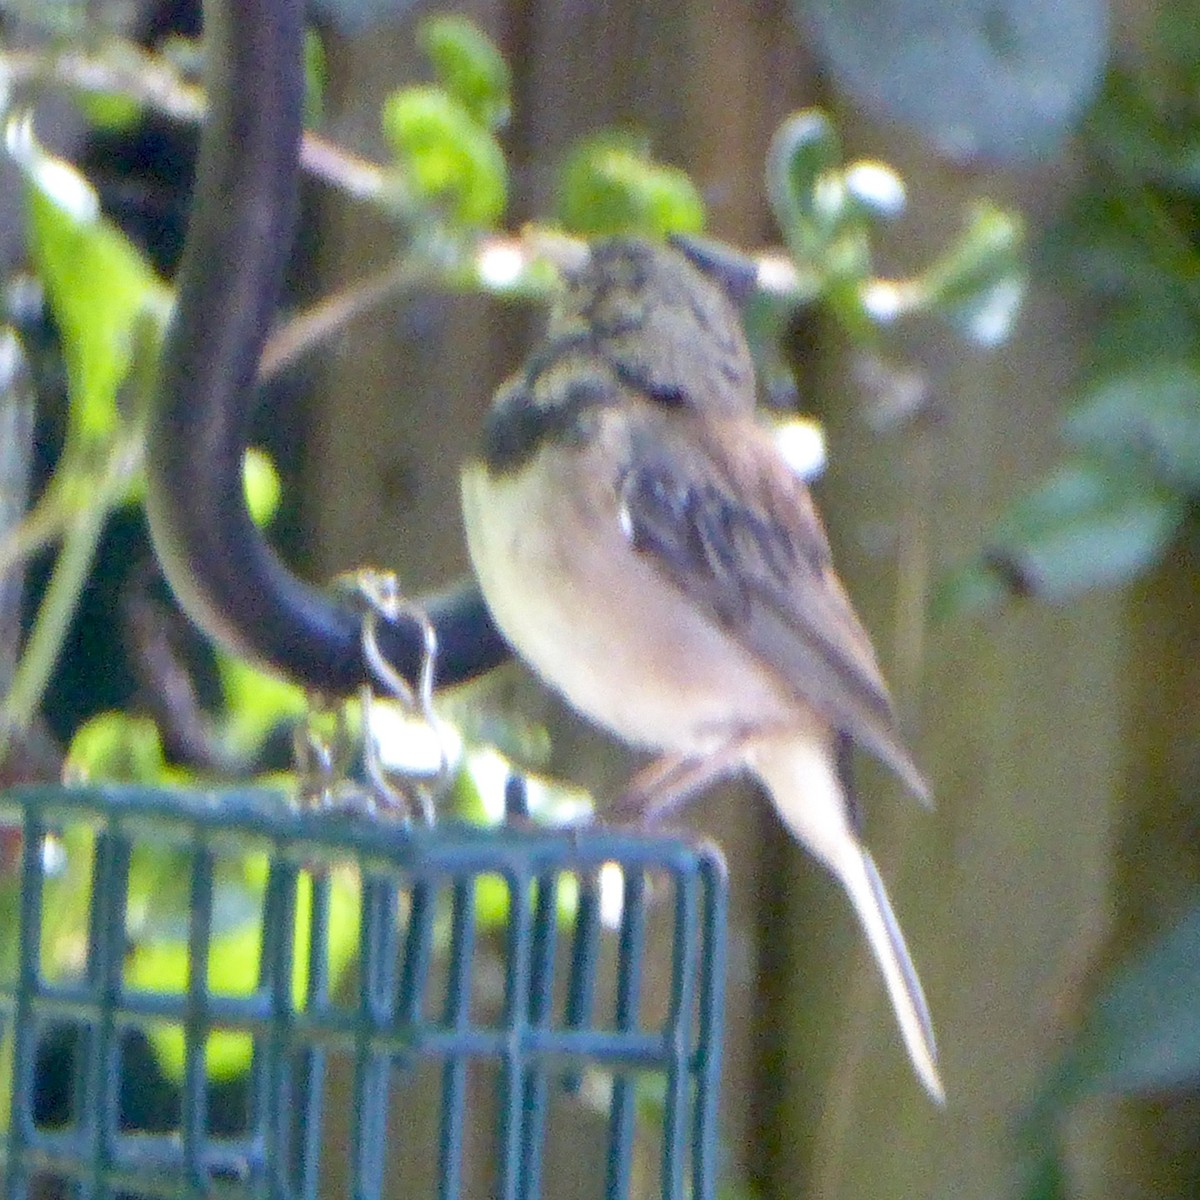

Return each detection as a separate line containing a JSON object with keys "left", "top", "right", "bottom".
{"left": 460, "top": 452, "right": 798, "bottom": 755}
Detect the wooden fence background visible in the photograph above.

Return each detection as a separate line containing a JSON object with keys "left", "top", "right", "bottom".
{"left": 300, "top": 1, "right": 1200, "bottom": 1196}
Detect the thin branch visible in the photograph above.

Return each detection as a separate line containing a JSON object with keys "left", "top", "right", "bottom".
{"left": 259, "top": 256, "right": 429, "bottom": 381}
{"left": 3, "top": 40, "right": 389, "bottom": 201}
{"left": 300, "top": 131, "right": 388, "bottom": 201}
{"left": 4, "top": 43, "right": 206, "bottom": 122}
{"left": 0, "top": 432, "right": 140, "bottom": 755}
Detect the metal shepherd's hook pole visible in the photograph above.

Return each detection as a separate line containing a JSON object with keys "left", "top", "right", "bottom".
{"left": 144, "top": 0, "right": 507, "bottom": 694}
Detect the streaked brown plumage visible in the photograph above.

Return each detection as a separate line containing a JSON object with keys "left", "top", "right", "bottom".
{"left": 460, "top": 236, "right": 941, "bottom": 1100}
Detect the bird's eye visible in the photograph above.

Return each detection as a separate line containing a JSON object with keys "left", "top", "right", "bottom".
{"left": 645, "top": 382, "right": 689, "bottom": 408}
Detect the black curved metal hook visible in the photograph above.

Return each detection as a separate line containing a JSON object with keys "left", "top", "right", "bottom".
{"left": 144, "top": 0, "right": 508, "bottom": 693}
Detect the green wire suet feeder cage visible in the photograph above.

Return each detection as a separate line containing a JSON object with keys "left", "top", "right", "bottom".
{"left": 0, "top": 786, "right": 727, "bottom": 1200}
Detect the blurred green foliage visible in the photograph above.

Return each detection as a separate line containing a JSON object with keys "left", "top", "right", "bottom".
{"left": 963, "top": 9, "right": 1200, "bottom": 1196}
{"left": 380, "top": 17, "right": 511, "bottom": 230}
{"left": 304, "top": 28, "right": 328, "bottom": 128}
{"left": 798, "top": 0, "right": 1108, "bottom": 161}
{"left": 382, "top": 85, "right": 508, "bottom": 227}
{"left": 555, "top": 131, "right": 705, "bottom": 238}
{"left": 940, "top": 5, "right": 1200, "bottom": 615}
{"left": 124, "top": 852, "right": 362, "bottom": 1082}
{"left": 418, "top": 14, "right": 511, "bottom": 130}
{"left": 765, "top": 109, "right": 1024, "bottom": 341}
{"left": 17, "top": 121, "right": 168, "bottom": 444}
{"left": 1016, "top": 901, "right": 1200, "bottom": 1200}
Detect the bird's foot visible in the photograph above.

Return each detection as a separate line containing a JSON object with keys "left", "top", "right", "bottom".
{"left": 612, "top": 748, "right": 744, "bottom": 828}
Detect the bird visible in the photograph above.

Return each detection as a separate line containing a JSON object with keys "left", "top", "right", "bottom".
{"left": 459, "top": 235, "right": 942, "bottom": 1102}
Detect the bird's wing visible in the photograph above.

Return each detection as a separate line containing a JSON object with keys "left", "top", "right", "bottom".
{"left": 617, "top": 413, "right": 929, "bottom": 801}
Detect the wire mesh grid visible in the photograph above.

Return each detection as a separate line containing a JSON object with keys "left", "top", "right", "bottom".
{"left": 0, "top": 785, "right": 727, "bottom": 1200}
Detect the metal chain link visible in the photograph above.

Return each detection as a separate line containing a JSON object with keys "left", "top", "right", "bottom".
{"left": 293, "top": 569, "right": 453, "bottom": 821}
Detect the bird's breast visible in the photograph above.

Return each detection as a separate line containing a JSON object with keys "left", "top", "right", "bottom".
{"left": 460, "top": 445, "right": 796, "bottom": 755}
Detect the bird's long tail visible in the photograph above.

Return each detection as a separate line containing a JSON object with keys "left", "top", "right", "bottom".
{"left": 836, "top": 844, "right": 943, "bottom": 1103}
{"left": 749, "top": 734, "right": 942, "bottom": 1101}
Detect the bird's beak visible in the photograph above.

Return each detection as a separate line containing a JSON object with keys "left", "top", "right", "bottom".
{"left": 669, "top": 233, "right": 759, "bottom": 306}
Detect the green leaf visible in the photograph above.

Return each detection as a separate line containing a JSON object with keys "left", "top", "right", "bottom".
{"left": 418, "top": 15, "right": 511, "bottom": 130}
{"left": 919, "top": 201, "right": 1025, "bottom": 345}
{"left": 1081, "top": 290, "right": 1200, "bottom": 381}
{"left": 556, "top": 131, "right": 704, "bottom": 237}
{"left": 74, "top": 91, "right": 143, "bottom": 133}
{"left": 1064, "top": 362, "right": 1200, "bottom": 492}
{"left": 1015, "top": 1145, "right": 1071, "bottom": 1200}
{"left": 987, "top": 460, "right": 1183, "bottom": 599}
{"left": 65, "top": 712, "right": 166, "bottom": 783}
{"left": 216, "top": 655, "right": 307, "bottom": 758}
{"left": 304, "top": 28, "right": 328, "bottom": 128}
{"left": 764, "top": 111, "right": 903, "bottom": 313}
{"left": 930, "top": 559, "right": 1012, "bottom": 620}
{"left": 765, "top": 109, "right": 845, "bottom": 256}
{"left": 128, "top": 857, "right": 361, "bottom": 1081}
{"left": 243, "top": 447, "right": 281, "bottom": 526}
{"left": 799, "top": 0, "right": 1108, "bottom": 161}
{"left": 1029, "top": 901, "right": 1200, "bottom": 1132}
{"left": 9, "top": 118, "right": 168, "bottom": 443}
{"left": 381, "top": 85, "right": 507, "bottom": 226}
